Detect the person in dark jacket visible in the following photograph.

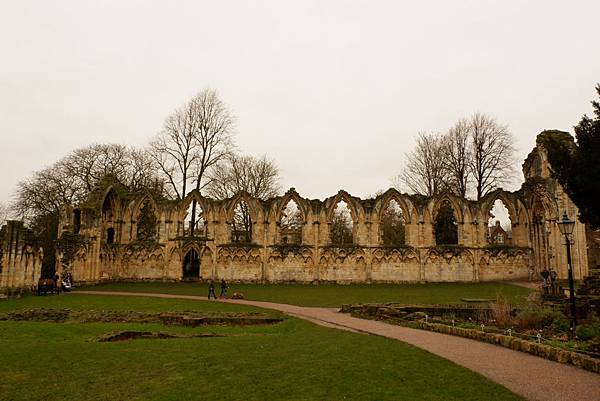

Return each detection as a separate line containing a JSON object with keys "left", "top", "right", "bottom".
{"left": 541, "top": 268, "right": 550, "bottom": 294}
{"left": 52, "top": 273, "right": 61, "bottom": 294}
{"left": 220, "top": 279, "right": 229, "bottom": 299}
{"left": 208, "top": 280, "right": 217, "bottom": 299}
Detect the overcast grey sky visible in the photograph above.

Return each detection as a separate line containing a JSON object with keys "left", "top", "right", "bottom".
{"left": 1, "top": 0, "right": 599, "bottom": 205}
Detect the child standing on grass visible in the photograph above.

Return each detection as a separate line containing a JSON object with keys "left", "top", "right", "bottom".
{"left": 208, "top": 280, "right": 217, "bottom": 299}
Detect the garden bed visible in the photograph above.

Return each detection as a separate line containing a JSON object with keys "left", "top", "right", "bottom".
{"left": 343, "top": 303, "right": 600, "bottom": 374}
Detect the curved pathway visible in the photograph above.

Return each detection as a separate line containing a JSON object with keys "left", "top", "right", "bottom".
{"left": 74, "top": 290, "right": 600, "bottom": 401}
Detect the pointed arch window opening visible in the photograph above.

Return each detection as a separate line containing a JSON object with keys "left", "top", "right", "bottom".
{"left": 434, "top": 200, "right": 458, "bottom": 245}
{"left": 231, "top": 200, "right": 252, "bottom": 243}
{"left": 279, "top": 199, "right": 303, "bottom": 245}
{"left": 102, "top": 191, "right": 116, "bottom": 222}
{"left": 73, "top": 209, "right": 81, "bottom": 234}
{"left": 102, "top": 191, "right": 118, "bottom": 244}
{"left": 183, "top": 201, "right": 207, "bottom": 237}
{"left": 136, "top": 199, "right": 158, "bottom": 241}
{"left": 330, "top": 200, "right": 354, "bottom": 245}
{"left": 380, "top": 199, "right": 406, "bottom": 246}
{"left": 487, "top": 199, "right": 512, "bottom": 245}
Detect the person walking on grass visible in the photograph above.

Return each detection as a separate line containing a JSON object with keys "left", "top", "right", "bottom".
{"left": 220, "top": 279, "right": 229, "bottom": 299}
{"left": 208, "top": 280, "right": 217, "bottom": 299}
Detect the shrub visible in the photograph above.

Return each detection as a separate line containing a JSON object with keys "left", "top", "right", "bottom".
{"left": 575, "top": 317, "right": 600, "bottom": 341}
{"left": 515, "top": 304, "right": 562, "bottom": 330}
{"left": 490, "top": 294, "right": 515, "bottom": 328}
{"left": 550, "top": 315, "right": 571, "bottom": 334}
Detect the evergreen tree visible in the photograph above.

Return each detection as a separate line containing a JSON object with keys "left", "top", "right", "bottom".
{"left": 136, "top": 200, "right": 157, "bottom": 241}
{"left": 434, "top": 201, "right": 458, "bottom": 245}
{"left": 543, "top": 85, "right": 600, "bottom": 229}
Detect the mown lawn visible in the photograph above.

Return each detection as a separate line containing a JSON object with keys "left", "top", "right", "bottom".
{"left": 0, "top": 294, "right": 524, "bottom": 401}
{"left": 78, "top": 281, "right": 532, "bottom": 307}
{"left": 0, "top": 293, "right": 270, "bottom": 314}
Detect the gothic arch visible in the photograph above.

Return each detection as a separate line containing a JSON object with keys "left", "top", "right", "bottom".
{"left": 101, "top": 187, "right": 120, "bottom": 222}
{"left": 480, "top": 190, "right": 518, "bottom": 225}
{"left": 430, "top": 193, "right": 464, "bottom": 223}
{"left": 275, "top": 189, "right": 308, "bottom": 224}
{"left": 179, "top": 242, "right": 209, "bottom": 259}
{"left": 225, "top": 192, "right": 259, "bottom": 224}
{"left": 179, "top": 190, "right": 210, "bottom": 223}
{"left": 374, "top": 189, "right": 413, "bottom": 224}
{"left": 325, "top": 191, "right": 360, "bottom": 223}
{"left": 128, "top": 193, "right": 159, "bottom": 222}
{"left": 529, "top": 189, "right": 557, "bottom": 222}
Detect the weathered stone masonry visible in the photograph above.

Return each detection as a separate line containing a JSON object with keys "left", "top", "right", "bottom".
{"left": 51, "top": 137, "right": 590, "bottom": 284}
{"left": 0, "top": 221, "right": 43, "bottom": 291}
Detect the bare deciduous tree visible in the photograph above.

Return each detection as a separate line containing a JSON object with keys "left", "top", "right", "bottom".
{"left": 13, "top": 162, "right": 82, "bottom": 221}
{"left": 469, "top": 112, "right": 515, "bottom": 200}
{"left": 62, "top": 144, "right": 129, "bottom": 192}
{"left": 150, "top": 105, "right": 201, "bottom": 200}
{"left": 13, "top": 145, "right": 164, "bottom": 223}
{"left": 151, "top": 89, "right": 235, "bottom": 198}
{"left": 151, "top": 89, "right": 235, "bottom": 235}
{"left": 441, "top": 119, "right": 472, "bottom": 198}
{"left": 205, "top": 154, "right": 281, "bottom": 200}
{"left": 125, "top": 148, "right": 165, "bottom": 194}
{"left": 394, "top": 114, "right": 516, "bottom": 199}
{"left": 206, "top": 154, "right": 281, "bottom": 242}
{"left": 279, "top": 199, "right": 302, "bottom": 244}
{"left": 0, "top": 201, "right": 10, "bottom": 226}
{"left": 394, "top": 132, "right": 448, "bottom": 196}
{"left": 330, "top": 201, "right": 353, "bottom": 245}
{"left": 380, "top": 200, "right": 405, "bottom": 245}
{"left": 61, "top": 144, "right": 162, "bottom": 195}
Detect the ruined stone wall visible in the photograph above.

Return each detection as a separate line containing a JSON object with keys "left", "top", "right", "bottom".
{"left": 523, "top": 139, "right": 589, "bottom": 280}
{"left": 53, "top": 135, "right": 589, "bottom": 284}
{"left": 0, "top": 221, "right": 43, "bottom": 292}
{"left": 54, "top": 184, "right": 536, "bottom": 284}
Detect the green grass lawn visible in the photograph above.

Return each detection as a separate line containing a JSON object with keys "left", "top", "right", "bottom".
{"left": 0, "top": 293, "right": 270, "bottom": 314}
{"left": 78, "top": 281, "right": 532, "bottom": 307}
{"left": 0, "top": 294, "right": 523, "bottom": 401}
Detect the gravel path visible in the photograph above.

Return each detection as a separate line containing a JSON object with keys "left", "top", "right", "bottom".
{"left": 74, "top": 290, "right": 600, "bottom": 401}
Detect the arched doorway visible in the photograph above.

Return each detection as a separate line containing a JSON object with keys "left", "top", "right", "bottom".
{"left": 182, "top": 249, "right": 200, "bottom": 280}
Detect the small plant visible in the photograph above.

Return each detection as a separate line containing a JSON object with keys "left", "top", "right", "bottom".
{"left": 550, "top": 315, "right": 571, "bottom": 334}
{"left": 575, "top": 316, "right": 600, "bottom": 341}
{"left": 515, "top": 304, "right": 562, "bottom": 330}
{"left": 490, "top": 293, "right": 514, "bottom": 328}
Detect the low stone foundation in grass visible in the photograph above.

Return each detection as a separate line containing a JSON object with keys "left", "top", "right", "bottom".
{"left": 340, "top": 303, "right": 500, "bottom": 321}
{"left": 94, "top": 330, "right": 225, "bottom": 342}
{"left": 0, "top": 308, "right": 284, "bottom": 326}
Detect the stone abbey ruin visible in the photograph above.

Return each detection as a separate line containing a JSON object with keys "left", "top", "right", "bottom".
{"left": 0, "top": 134, "right": 593, "bottom": 290}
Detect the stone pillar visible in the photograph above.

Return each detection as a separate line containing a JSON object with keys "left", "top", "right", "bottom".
{"left": 0, "top": 221, "right": 43, "bottom": 292}
{"left": 314, "top": 221, "right": 321, "bottom": 282}
{"left": 365, "top": 221, "right": 372, "bottom": 283}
